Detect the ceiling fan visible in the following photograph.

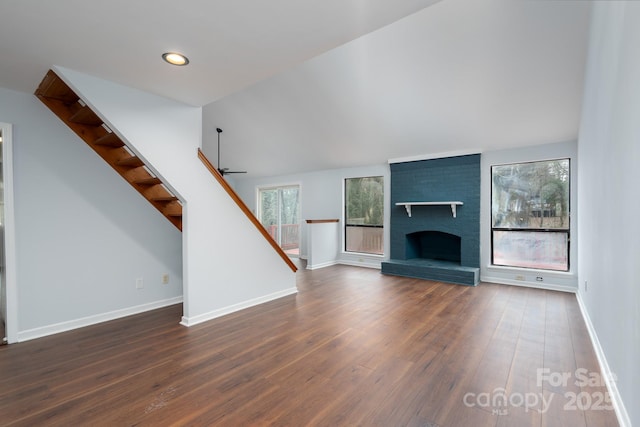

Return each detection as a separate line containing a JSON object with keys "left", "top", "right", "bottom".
{"left": 216, "top": 127, "right": 247, "bottom": 176}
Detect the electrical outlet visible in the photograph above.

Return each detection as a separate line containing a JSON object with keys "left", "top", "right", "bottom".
{"left": 536, "top": 276, "right": 544, "bottom": 282}
{"left": 584, "top": 280, "right": 588, "bottom": 292}
{"left": 162, "top": 273, "right": 170, "bottom": 284}
{"left": 136, "top": 278, "right": 144, "bottom": 289}
{"left": 515, "top": 275, "right": 525, "bottom": 281}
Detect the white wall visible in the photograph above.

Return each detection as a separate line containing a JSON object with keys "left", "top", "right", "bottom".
{"left": 56, "top": 68, "right": 296, "bottom": 326}
{"left": 197, "top": 0, "right": 590, "bottom": 179}
{"left": 480, "top": 141, "right": 579, "bottom": 291}
{"left": 0, "top": 87, "right": 183, "bottom": 341}
{"left": 306, "top": 221, "right": 340, "bottom": 270}
{"left": 235, "top": 143, "right": 581, "bottom": 277}
{"left": 577, "top": 3, "right": 639, "bottom": 425}
{"left": 234, "top": 163, "right": 390, "bottom": 268}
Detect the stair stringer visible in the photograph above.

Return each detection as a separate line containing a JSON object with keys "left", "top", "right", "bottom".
{"left": 53, "top": 66, "right": 297, "bottom": 325}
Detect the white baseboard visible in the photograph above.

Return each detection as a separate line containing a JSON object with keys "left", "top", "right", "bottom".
{"left": 180, "top": 287, "right": 298, "bottom": 327}
{"left": 575, "top": 292, "right": 630, "bottom": 427}
{"left": 338, "top": 259, "right": 382, "bottom": 269}
{"left": 480, "top": 275, "right": 576, "bottom": 293}
{"left": 306, "top": 260, "right": 338, "bottom": 270}
{"left": 304, "top": 258, "right": 383, "bottom": 270}
{"left": 17, "top": 296, "right": 183, "bottom": 342}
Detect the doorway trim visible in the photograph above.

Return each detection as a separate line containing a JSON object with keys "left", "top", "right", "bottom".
{"left": 1, "top": 122, "right": 18, "bottom": 343}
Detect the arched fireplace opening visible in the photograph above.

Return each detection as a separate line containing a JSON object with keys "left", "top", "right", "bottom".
{"left": 406, "top": 231, "right": 461, "bottom": 264}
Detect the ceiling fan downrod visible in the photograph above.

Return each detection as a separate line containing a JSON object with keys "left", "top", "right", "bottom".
{"left": 216, "top": 127, "right": 247, "bottom": 176}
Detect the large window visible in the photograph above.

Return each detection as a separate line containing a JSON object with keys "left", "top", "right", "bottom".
{"left": 491, "top": 159, "right": 570, "bottom": 271}
{"left": 345, "top": 177, "right": 384, "bottom": 255}
{"left": 258, "top": 185, "right": 301, "bottom": 256}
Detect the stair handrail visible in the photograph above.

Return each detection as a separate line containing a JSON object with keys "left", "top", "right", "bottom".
{"left": 197, "top": 149, "right": 298, "bottom": 273}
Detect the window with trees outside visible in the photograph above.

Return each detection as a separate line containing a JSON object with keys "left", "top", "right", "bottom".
{"left": 345, "top": 176, "right": 384, "bottom": 255}
{"left": 491, "top": 159, "right": 570, "bottom": 271}
{"left": 258, "top": 185, "right": 300, "bottom": 256}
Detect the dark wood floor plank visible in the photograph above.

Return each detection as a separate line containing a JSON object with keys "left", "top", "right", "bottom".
{"left": 493, "top": 287, "right": 547, "bottom": 426}
{"left": 565, "top": 295, "right": 619, "bottom": 427}
{"left": 0, "top": 264, "right": 619, "bottom": 426}
{"left": 542, "top": 292, "right": 583, "bottom": 397}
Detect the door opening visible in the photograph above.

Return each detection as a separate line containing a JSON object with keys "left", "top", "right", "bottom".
{"left": 0, "top": 123, "right": 17, "bottom": 344}
{"left": 0, "top": 127, "right": 5, "bottom": 343}
{"left": 258, "top": 185, "right": 301, "bottom": 257}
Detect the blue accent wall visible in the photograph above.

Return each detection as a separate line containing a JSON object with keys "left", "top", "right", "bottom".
{"left": 389, "top": 154, "right": 480, "bottom": 268}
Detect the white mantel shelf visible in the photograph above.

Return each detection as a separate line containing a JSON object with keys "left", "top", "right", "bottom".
{"left": 396, "top": 201, "right": 463, "bottom": 218}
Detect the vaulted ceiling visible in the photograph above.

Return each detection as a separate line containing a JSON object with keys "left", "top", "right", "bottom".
{"left": 0, "top": 0, "right": 592, "bottom": 178}
{"left": 0, "top": 0, "right": 442, "bottom": 105}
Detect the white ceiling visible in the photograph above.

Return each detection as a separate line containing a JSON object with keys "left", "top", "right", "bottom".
{"left": 203, "top": 0, "right": 592, "bottom": 178}
{"left": 0, "top": 0, "right": 592, "bottom": 179}
{"left": 0, "top": 0, "right": 442, "bottom": 106}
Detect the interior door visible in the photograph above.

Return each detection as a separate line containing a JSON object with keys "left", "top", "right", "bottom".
{"left": 0, "top": 128, "right": 5, "bottom": 343}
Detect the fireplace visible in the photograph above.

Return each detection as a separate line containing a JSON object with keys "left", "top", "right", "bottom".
{"left": 406, "top": 230, "right": 461, "bottom": 263}
{"left": 381, "top": 154, "right": 480, "bottom": 286}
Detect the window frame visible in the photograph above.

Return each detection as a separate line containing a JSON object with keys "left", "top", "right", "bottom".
{"left": 490, "top": 158, "right": 571, "bottom": 272}
{"left": 344, "top": 176, "right": 384, "bottom": 256}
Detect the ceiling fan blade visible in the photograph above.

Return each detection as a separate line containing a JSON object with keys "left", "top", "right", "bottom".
{"left": 217, "top": 168, "right": 247, "bottom": 176}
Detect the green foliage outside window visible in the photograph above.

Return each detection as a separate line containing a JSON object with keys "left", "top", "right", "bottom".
{"left": 260, "top": 186, "right": 300, "bottom": 227}
{"left": 346, "top": 177, "right": 384, "bottom": 226}
{"left": 492, "top": 159, "right": 569, "bottom": 229}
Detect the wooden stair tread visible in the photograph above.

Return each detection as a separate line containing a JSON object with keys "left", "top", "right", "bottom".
{"left": 35, "top": 70, "right": 79, "bottom": 104}
{"left": 133, "top": 177, "right": 162, "bottom": 185}
{"left": 94, "top": 133, "right": 125, "bottom": 147}
{"left": 35, "top": 69, "right": 182, "bottom": 232}
{"left": 151, "top": 196, "right": 178, "bottom": 202}
{"left": 117, "top": 156, "right": 144, "bottom": 168}
{"left": 69, "top": 105, "right": 103, "bottom": 126}
{"left": 163, "top": 201, "right": 183, "bottom": 217}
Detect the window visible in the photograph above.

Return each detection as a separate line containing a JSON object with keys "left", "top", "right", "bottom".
{"left": 491, "top": 159, "right": 570, "bottom": 271}
{"left": 345, "top": 177, "right": 384, "bottom": 255}
{"left": 258, "top": 185, "right": 301, "bottom": 256}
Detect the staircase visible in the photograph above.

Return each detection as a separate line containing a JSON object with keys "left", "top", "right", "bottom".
{"left": 35, "top": 70, "right": 182, "bottom": 231}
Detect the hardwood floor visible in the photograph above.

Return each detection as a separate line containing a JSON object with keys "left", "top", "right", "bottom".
{"left": 0, "top": 265, "right": 618, "bottom": 426}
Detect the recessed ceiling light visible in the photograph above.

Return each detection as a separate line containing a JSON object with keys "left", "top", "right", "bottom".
{"left": 162, "top": 52, "right": 189, "bottom": 66}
